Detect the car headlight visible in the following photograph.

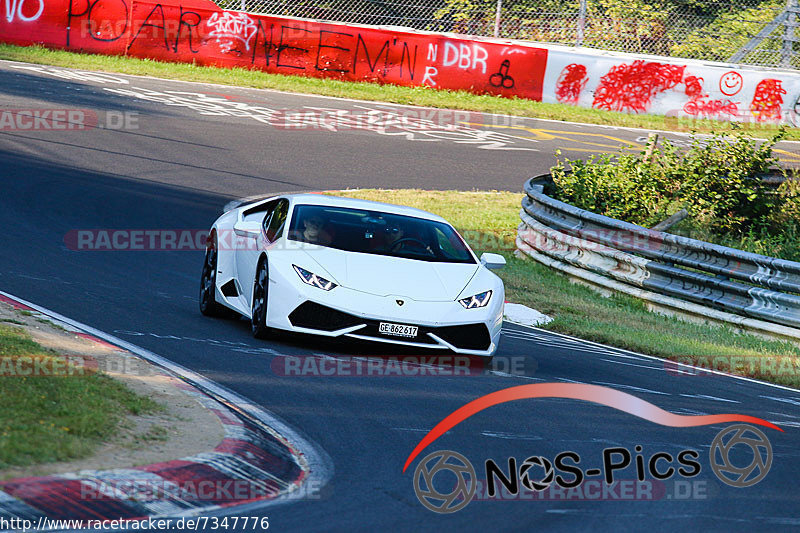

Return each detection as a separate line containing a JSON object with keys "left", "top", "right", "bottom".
{"left": 293, "top": 265, "right": 337, "bottom": 291}
{"left": 459, "top": 290, "right": 492, "bottom": 309}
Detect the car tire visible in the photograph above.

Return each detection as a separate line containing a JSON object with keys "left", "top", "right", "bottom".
{"left": 199, "top": 233, "right": 233, "bottom": 318}
{"left": 251, "top": 258, "right": 270, "bottom": 339}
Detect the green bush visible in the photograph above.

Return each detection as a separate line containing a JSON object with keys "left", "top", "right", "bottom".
{"left": 550, "top": 129, "right": 800, "bottom": 261}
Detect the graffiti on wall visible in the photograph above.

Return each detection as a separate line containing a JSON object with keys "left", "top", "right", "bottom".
{"left": 1, "top": 0, "right": 798, "bottom": 124}
{"left": 750, "top": 79, "right": 786, "bottom": 122}
{"left": 592, "top": 60, "right": 685, "bottom": 113}
{"left": 555, "top": 64, "right": 587, "bottom": 105}
{"left": 206, "top": 11, "right": 257, "bottom": 53}
{"left": 489, "top": 59, "right": 514, "bottom": 89}
{"left": 550, "top": 58, "right": 791, "bottom": 123}
{"left": 127, "top": 4, "right": 202, "bottom": 53}
{"left": 719, "top": 71, "right": 744, "bottom": 96}
{"left": 682, "top": 74, "right": 739, "bottom": 118}
{"left": 4, "top": 0, "right": 43, "bottom": 22}
{"left": 66, "top": 0, "right": 131, "bottom": 45}
{"left": 0, "top": 0, "right": 549, "bottom": 101}
{"left": 422, "top": 41, "right": 489, "bottom": 88}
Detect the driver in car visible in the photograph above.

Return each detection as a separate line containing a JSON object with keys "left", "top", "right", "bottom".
{"left": 383, "top": 224, "right": 433, "bottom": 255}
{"left": 301, "top": 215, "right": 334, "bottom": 245}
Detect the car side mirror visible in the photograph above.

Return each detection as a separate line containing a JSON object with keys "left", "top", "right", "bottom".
{"left": 233, "top": 220, "right": 262, "bottom": 238}
{"left": 480, "top": 252, "right": 506, "bottom": 270}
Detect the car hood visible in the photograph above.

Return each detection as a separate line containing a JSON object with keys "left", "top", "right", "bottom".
{"left": 301, "top": 246, "right": 479, "bottom": 302}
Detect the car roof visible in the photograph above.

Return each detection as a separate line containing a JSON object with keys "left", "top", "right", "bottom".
{"left": 282, "top": 193, "right": 450, "bottom": 224}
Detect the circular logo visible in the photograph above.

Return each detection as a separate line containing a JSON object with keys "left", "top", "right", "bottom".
{"left": 710, "top": 424, "right": 772, "bottom": 488}
{"left": 412, "top": 450, "right": 476, "bottom": 514}
{"left": 519, "top": 455, "right": 554, "bottom": 491}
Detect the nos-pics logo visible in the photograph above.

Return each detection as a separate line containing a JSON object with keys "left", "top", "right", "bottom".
{"left": 405, "top": 384, "right": 781, "bottom": 514}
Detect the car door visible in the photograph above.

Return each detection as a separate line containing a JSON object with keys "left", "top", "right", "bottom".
{"left": 237, "top": 198, "right": 290, "bottom": 312}
{"left": 235, "top": 199, "right": 277, "bottom": 312}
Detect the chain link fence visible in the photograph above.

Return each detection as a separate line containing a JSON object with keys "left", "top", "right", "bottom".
{"left": 213, "top": 0, "right": 800, "bottom": 69}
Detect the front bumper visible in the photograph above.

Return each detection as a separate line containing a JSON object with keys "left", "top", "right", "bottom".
{"left": 266, "top": 271, "right": 503, "bottom": 356}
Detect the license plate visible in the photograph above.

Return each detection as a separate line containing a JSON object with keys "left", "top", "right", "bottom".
{"left": 378, "top": 322, "right": 418, "bottom": 338}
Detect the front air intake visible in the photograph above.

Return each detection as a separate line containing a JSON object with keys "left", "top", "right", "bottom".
{"left": 288, "top": 301, "right": 364, "bottom": 331}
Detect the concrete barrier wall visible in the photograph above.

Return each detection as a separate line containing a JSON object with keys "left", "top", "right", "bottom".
{"left": 2, "top": 0, "right": 799, "bottom": 124}
{"left": 543, "top": 46, "right": 800, "bottom": 125}
{"left": 0, "top": 0, "right": 549, "bottom": 99}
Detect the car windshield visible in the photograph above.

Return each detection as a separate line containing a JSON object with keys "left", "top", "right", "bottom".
{"left": 288, "top": 204, "right": 475, "bottom": 264}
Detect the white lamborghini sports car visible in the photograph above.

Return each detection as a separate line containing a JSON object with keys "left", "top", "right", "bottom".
{"left": 199, "top": 194, "right": 506, "bottom": 357}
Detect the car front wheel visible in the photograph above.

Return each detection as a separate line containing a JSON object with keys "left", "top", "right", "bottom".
{"left": 199, "top": 233, "right": 232, "bottom": 317}
{"left": 251, "top": 259, "right": 270, "bottom": 338}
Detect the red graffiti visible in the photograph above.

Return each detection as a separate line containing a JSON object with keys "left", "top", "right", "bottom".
{"left": 0, "top": 0, "right": 550, "bottom": 102}
{"left": 593, "top": 60, "right": 686, "bottom": 113}
{"left": 750, "top": 79, "right": 786, "bottom": 122}
{"left": 719, "top": 71, "right": 744, "bottom": 96}
{"left": 683, "top": 99, "right": 739, "bottom": 118}
{"left": 682, "top": 74, "right": 738, "bottom": 118}
{"left": 555, "top": 63, "right": 588, "bottom": 105}
{"left": 683, "top": 75, "right": 705, "bottom": 99}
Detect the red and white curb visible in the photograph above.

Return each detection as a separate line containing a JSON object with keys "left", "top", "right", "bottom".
{"left": 0, "top": 290, "right": 331, "bottom": 528}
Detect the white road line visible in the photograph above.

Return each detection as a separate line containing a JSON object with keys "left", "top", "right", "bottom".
{"left": 760, "top": 395, "right": 800, "bottom": 407}
{"left": 766, "top": 420, "right": 800, "bottom": 428}
{"left": 591, "top": 381, "right": 669, "bottom": 396}
{"left": 488, "top": 371, "right": 544, "bottom": 381}
{"left": 678, "top": 393, "right": 739, "bottom": 404}
{"left": 507, "top": 323, "right": 800, "bottom": 394}
{"left": 768, "top": 411, "right": 800, "bottom": 419}
{"left": 598, "top": 358, "right": 662, "bottom": 371}
{"left": 480, "top": 431, "right": 543, "bottom": 440}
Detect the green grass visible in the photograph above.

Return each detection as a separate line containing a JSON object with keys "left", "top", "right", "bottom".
{"left": 335, "top": 189, "right": 800, "bottom": 387}
{"left": 0, "top": 324, "right": 161, "bottom": 469}
{"left": 1, "top": 43, "right": 798, "bottom": 141}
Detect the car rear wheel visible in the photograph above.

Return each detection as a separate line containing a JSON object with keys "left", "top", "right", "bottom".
{"left": 251, "top": 259, "right": 270, "bottom": 338}
{"left": 199, "top": 233, "right": 232, "bottom": 317}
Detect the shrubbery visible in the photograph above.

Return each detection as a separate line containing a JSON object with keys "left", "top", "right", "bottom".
{"left": 550, "top": 129, "right": 800, "bottom": 261}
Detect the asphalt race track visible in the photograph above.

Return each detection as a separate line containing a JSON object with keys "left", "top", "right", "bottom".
{"left": 2, "top": 61, "right": 800, "bottom": 531}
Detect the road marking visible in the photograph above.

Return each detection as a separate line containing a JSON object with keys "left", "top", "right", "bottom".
{"left": 488, "top": 370, "right": 544, "bottom": 381}
{"left": 679, "top": 393, "right": 739, "bottom": 403}
{"left": 4, "top": 58, "right": 800, "bottom": 146}
{"left": 767, "top": 420, "right": 800, "bottom": 428}
{"left": 480, "top": 430, "right": 544, "bottom": 441}
{"left": 591, "top": 381, "right": 669, "bottom": 396}
{"left": 468, "top": 122, "right": 647, "bottom": 151}
{"left": 505, "top": 323, "right": 800, "bottom": 394}
{"left": 760, "top": 395, "right": 800, "bottom": 407}
{"left": 598, "top": 358, "right": 662, "bottom": 371}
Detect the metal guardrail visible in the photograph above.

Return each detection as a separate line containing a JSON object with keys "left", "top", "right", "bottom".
{"left": 517, "top": 174, "right": 800, "bottom": 332}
